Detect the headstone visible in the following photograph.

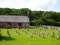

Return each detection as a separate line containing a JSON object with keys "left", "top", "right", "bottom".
{"left": 30, "top": 33, "right": 33, "bottom": 38}
{"left": 46, "top": 33, "right": 49, "bottom": 37}
{"left": 51, "top": 32, "right": 54, "bottom": 38}
{"left": 57, "top": 30, "right": 60, "bottom": 39}
{"left": 33, "top": 31, "right": 36, "bottom": 34}
{"left": 27, "top": 29, "right": 29, "bottom": 31}
{"left": 42, "top": 32, "right": 44, "bottom": 38}
{"left": 32, "top": 30, "right": 34, "bottom": 33}
{"left": 25, "top": 31, "right": 28, "bottom": 35}
{"left": 57, "top": 36, "right": 60, "bottom": 39}
{"left": 55, "top": 27, "right": 58, "bottom": 30}
{"left": 36, "top": 32, "right": 38, "bottom": 36}
{"left": 15, "top": 30, "right": 18, "bottom": 33}
{"left": 18, "top": 32, "right": 20, "bottom": 36}
{"left": 44, "top": 25, "right": 48, "bottom": 30}
{"left": 7, "top": 30, "right": 11, "bottom": 38}
{"left": 51, "top": 26, "right": 54, "bottom": 30}
{"left": 38, "top": 32, "right": 40, "bottom": 37}
{"left": 0, "top": 29, "right": 1, "bottom": 36}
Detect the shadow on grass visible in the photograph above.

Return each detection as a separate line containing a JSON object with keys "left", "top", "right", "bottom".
{"left": 0, "top": 36, "right": 15, "bottom": 41}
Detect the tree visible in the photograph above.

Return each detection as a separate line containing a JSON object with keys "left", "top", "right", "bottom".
{"left": 0, "top": 8, "right": 11, "bottom": 15}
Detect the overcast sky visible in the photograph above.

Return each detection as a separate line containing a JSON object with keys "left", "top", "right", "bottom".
{"left": 0, "top": 0, "right": 60, "bottom": 12}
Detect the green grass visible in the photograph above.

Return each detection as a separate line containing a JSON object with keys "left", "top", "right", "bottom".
{"left": 0, "top": 27, "right": 60, "bottom": 45}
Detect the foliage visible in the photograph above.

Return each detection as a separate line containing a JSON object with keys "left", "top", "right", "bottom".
{"left": 0, "top": 8, "right": 60, "bottom": 26}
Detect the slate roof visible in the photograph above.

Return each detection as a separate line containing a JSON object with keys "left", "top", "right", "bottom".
{"left": 0, "top": 15, "right": 29, "bottom": 22}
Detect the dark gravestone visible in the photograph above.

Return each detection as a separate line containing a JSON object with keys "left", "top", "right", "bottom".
{"left": 7, "top": 30, "right": 11, "bottom": 38}
{"left": 0, "top": 29, "right": 1, "bottom": 36}
{"left": 18, "top": 23, "right": 22, "bottom": 29}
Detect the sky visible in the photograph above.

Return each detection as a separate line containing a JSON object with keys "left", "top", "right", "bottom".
{"left": 0, "top": 0, "right": 60, "bottom": 12}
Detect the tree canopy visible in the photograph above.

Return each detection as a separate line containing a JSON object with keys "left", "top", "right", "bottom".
{"left": 0, "top": 8, "right": 60, "bottom": 26}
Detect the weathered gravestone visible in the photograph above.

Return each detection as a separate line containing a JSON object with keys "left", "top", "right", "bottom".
{"left": 7, "top": 30, "right": 11, "bottom": 38}
{"left": 15, "top": 30, "right": 18, "bottom": 33}
{"left": 51, "top": 32, "right": 54, "bottom": 38}
{"left": 25, "top": 30, "right": 28, "bottom": 35}
{"left": 46, "top": 33, "right": 49, "bottom": 37}
{"left": 42, "top": 32, "right": 45, "bottom": 38}
{"left": 57, "top": 30, "right": 60, "bottom": 39}
{"left": 57, "top": 36, "right": 60, "bottom": 39}
{"left": 38, "top": 32, "right": 40, "bottom": 37}
{"left": 33, "top": 31, "right": 36, "bottom": 34}
{"left": 18, "top": 32, "right": 20, "bottom": 36}
{"left": 51, "top": 26, "right": 53, "bottom": 30}
{"left": 44, "top": 25, "right": 48, "bottom": 30}
{"left": 27, "top": 29, "right": 29, "bottom": 31}
{"left": 30, "top": 33, "right": 33, "bottom": 38}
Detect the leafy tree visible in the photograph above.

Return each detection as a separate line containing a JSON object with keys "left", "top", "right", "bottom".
{"left": 0, "top": 8, "right": 60, "bottom": 26}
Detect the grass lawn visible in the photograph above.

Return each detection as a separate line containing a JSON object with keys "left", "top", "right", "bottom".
{"left": 0, "top": 27, "right": 60, "bottom": 45}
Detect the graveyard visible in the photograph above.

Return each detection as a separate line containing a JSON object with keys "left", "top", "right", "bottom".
{"left": 0, "top": 26, "right": 60, "bottom": 45}
{"left": 0, "top": 1, "right": 60, "bottom": 44}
